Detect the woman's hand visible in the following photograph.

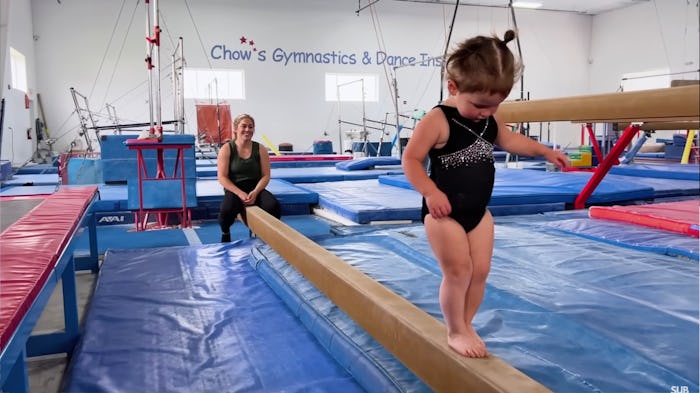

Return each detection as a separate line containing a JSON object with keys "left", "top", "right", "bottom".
{"left": 425, "top": 189, "right": 452, "bottom": 219}
{"left": 235, "top": 191, "right": 248, "bottom": 203}
{"left": 243, "top": 190, "right": 259, "bottom": 205}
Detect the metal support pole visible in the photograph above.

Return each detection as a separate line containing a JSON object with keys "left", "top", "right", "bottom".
{"left": 145, "top": 0, "right": 155, "bottom": 134}
{"left": 153, "top": 0, "right": 162, "bottom": 136}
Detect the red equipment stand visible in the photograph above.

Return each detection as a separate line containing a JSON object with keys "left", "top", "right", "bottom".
{"left": 563, "top": 123, "right": 643, "bottom": 209}
{"left": 125, "top": 139, "right": 193, "bottom": 231}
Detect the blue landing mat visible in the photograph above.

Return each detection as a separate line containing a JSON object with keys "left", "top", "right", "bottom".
{"left": 0, "top": 173, "right": 60, "bottom": 186}
{"left": 538, "top": 217, "right": 700, "bottom": 260}
{"left": 381, "top": 168, "right": 656, "bottom": 204}
{"left": 251, "top": 243, "right": 429, "bottom": 393}
{"left": 195, "top": 178, "right": 318, "bottom": 205}
{"left": 196, "top": 178, "right": 318, "bottom": 217}
{"left": 606, "top": 174, "right": 699, "bottom": 198}
{"left": 195, "top": 165, "right": 217, "bottom": 177}
{"left": 0, "top": 185, "right": 57, "bottom": 196}
{"left": 494, "top": 169, "right": 656, "bottom": 203}
{"left": 335, "top": 156, "right": 402, "bottom": 170}
{"left": 299, "top": 179, "right": 422, "bottom": 223}
{"left": 270, "top": 166, "right": 403, "bottom": 183}
{"left": 609, "top": 163, "right": 700, "bottom": 181}
{"left": 13, "top": 164, "right": 58, "bottom": 174}
{"left": 195, "top": 159, "right": 217, "bottom": 167}
{"left": 253, "top": 223, "right": 698, "bottom": 393}
{"left": 196, "top": 161, "right": 344, "bottom": 176}
{"left": 65, "top": 242, "right": 365, "bottom": 393}
{"left": 299, "top": 179, "right": 566, "bottom": 224}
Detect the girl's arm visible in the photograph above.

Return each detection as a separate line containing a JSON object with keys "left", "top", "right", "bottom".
{"left": 493, "top": 114, "right": 569, "bottom": 168}
{"left": 402, "top": 109, "right": 452, "bottom": 218}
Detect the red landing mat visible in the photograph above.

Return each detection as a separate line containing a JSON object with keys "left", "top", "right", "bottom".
{"left": 589, "top": 200, "right": 699, "bottom": 237}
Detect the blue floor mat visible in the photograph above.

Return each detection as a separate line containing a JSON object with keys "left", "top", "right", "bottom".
{"left": 252, "top": 222, "right": 698, "bottom": 392}
{"left": 65, "top": 242, "right": 366, "bottom": 393}
{"left": 609, "top": 163, "right": 700, "bottom": 181}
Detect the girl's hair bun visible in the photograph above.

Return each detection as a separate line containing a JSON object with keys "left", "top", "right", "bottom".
{"left": 503, "top": 30, "right": 516, "bottom": 44}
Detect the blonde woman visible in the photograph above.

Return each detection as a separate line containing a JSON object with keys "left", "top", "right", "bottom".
{"left": 217, "top": 114, "right": 281, "bottom": 242}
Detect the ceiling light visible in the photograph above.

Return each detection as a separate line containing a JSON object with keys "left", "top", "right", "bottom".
{"left": 512, "top": 1, "right": 543, "bottom": 9}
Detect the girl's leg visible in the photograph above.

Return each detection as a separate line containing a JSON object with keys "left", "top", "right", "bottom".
{"left": 463, "top": 210, "right": 494, "bottom": 352}
{"left": 424, "top": 215, "right": 486, "bottom": 357}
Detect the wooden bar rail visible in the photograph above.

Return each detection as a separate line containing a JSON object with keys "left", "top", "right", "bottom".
{"left": 496, "top": 85, "right": 699, "bottom": 123}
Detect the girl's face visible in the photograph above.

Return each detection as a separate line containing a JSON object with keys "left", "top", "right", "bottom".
{"left": 235, "top": 118, "right": 255, "bottom": 141}
{"left": 447, "top": 79, "right": 506, "bottom": 121}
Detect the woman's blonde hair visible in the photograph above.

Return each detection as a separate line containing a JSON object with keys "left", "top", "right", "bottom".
{"left": 233, "top": 113, "right": 255, "bottom": 129}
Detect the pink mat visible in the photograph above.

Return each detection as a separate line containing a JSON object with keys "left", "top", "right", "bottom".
{"left": 589, "top": 199, "right": 699, "bottom": 237}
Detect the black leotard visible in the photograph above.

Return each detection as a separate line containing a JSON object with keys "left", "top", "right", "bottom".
{"left": 421, "top": 105, "right": 498, "bottom": 233}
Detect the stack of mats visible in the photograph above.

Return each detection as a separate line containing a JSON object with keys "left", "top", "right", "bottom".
{"left": 297, "top": 168, "right": 662, "bottom": 224}
{"left": 607, "top": 163, "right": 699, "bottom": 199}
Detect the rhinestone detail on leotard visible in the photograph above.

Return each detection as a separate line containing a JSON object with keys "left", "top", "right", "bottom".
{"left": 437, "top": 138, "right": 494, "bottom": 169}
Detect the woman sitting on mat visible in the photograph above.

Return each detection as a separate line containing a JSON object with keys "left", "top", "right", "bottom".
{"left": 402, "top": 30, "right": 568, "bottom": 357}
{"left": 217, "top": 113, "right": 281, "bottom": 243}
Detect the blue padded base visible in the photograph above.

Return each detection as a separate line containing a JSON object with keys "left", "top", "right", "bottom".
{"left": 540, "top": 217, "right": 699, "bottom": 260}
{"left": 1, "top": 174, "right": 60, "bottom": 186}
{"left": 379, "top": 168, "right": 658, "bottom": 205}
{"left": 609, "top": 163, "right": 700, "bottom": 181}
{"left": 65, "top": 242, "right": 364, "bottom": 393}
{"left": 271, "top": 166, "right": 403, "bottom": 183}
{"left": 335, "top": 156, "right": 402, "bottom": 171}
{"left": 299, "top": 179, "right": 565, "bottom": 223}
{"left": 253, "top": 222, "right": 698, "bottom": 392}
{"left": 250, "top": 242, "right": 428, "bottom": 393}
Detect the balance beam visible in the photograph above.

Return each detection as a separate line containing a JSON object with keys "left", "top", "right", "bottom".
{"left": 245, "top": 206, "right": 551, "bottom": 393}
{"left": 496, "top": 85, "right": 699, "bottom": 123}
{"left": 496, "top": 86, "right": 699, "bottom": 208}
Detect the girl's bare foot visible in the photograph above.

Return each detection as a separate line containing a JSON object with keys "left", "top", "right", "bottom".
{"left": 447, "top": 328, "right": 487, "bottom": 358}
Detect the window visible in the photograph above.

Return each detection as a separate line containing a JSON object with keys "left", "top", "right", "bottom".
{"left": 325, "top": 73, "right": 378, "bottom": 102}
{"left": 10, "top": 47, "right": 27, "bottom": 93}
{"left": 183, "top": 68, "right": 245, "bottom": 100}
{"left": 621, "top": 69, "right": 670, "bottom": 92}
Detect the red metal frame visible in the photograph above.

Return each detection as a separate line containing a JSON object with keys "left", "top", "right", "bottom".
{"left": 126, "top": 140, "right": 192, "bottom": 231}
{"left": 572, "top": 124, "right": 642, "bottom": 209}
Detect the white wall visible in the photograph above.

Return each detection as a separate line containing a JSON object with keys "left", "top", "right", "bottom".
{"left": 588, "top": 1, "right": 699, "bottom": 143}
{"left": 589, "top": 1, "right": 699, "bottom": 93}
{"left": 1, "top": 0, "right": 37, "bottom": 166}
{"left": 28, "top": 0, "right": 594, "bottom": 154}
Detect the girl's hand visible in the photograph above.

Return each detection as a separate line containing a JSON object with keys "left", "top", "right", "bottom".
{"left": 425, "top": 190, "right": 452, "bottom": 219}
{"left": 545, "top": 149, "right": 570, "bottom": 169}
